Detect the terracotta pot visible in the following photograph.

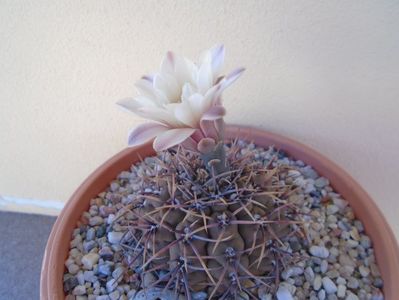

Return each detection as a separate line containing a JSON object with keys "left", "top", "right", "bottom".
{"left": 40, "top": 125, "right": 399, "bottom": 299}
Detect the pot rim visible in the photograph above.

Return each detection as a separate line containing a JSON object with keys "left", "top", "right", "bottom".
{"left": 40, "top": 124, "right": 399, "bottom": 299}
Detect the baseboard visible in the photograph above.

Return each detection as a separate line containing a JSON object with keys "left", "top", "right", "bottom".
{"left": 0, "top": 195, "right": 64, "bottom": 216}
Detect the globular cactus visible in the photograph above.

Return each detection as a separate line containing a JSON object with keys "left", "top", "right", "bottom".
{"left": 116, "top": 142, "right": 304, "bottom": 299}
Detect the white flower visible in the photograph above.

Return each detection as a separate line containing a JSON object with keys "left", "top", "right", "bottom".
{"left": 117, "top": 45, "right": 244, "bottom": 151}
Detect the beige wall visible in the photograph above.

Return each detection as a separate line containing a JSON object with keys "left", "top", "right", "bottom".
{"left": 1, "top": 1, "right": 398, "bottom": 236}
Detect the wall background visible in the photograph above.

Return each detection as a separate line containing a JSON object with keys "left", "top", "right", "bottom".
{"left": 1, "top": 1, "right": 398, "bottom": 237}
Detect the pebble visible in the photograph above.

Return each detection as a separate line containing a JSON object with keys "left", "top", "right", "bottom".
{"left": 347, "top": 277, "right": 359, "bottom": 289}
{"left": 313, "top": 275, "right": 322, "bottom": 291}
{"left": 106, "top": 278, "right": 117, "bottom": 293}
{"left": 320, "top": 260, "right": 328, "bottom": 273}
{"left": 315, "top": 177, "right": 329, "bottom": 188}
{"left": 81, "top": 253, "right": 99, "bottom": 270}
{"left": 304, "top": 266, "right": 315, "bottom": 282}
{"left": 318, "top": 289, "right": 326, "bottom": 300}
{"left": 109, "top": 290, "right": 120, "bottom": 300}
{"left": 83, "top": 271, "right": 97, "bottom": 283}
{"left": 276, "top": 285, "right": 294, "bottom": 300}
{"left": 192, "top": 291, "right": 208, "bottom": 300}
{"left": 72, "top": 285, "right": 86, "bottom": 296}
{"left": 281, "top": 266, "right": 304, "bottom": 280}
{"left": 107, "top": 231, "right": 124, "bottom": 244}
{"left": 322, "top": 277, "right": 337, "bottom": 294}
{"left": 98, "top": 263, "right": 113, "bottom": 277}
{"left": 359, "top": 265, "right": 370, "bottom": 277}
{"left": 346, "top": 292, "right": 359, "bottom": 300}
{"left": 309, "top": 246, "right": 330, "bottom": 258}
{"left": 67, "top": 263, "right": 80, "bottom": 275}
{"left": 86, "top": 228, "right": 96, "bottom": 241}
{"left": 89, "top": 216, "right": 104, "bottom": 226}
{"left": 99, "top": 246, "right": 114, "bottom": 260}
{"left": 337, "top": 284, "right": 346, "bottom": 298}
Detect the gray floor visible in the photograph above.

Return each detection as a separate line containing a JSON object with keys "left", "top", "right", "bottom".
{"left": 0, "top": 211, "right": 56, "bottom": 300}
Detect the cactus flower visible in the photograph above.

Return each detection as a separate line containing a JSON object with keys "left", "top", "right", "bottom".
{"left": 118, "top": 45, "right": 244, "bottom": 151}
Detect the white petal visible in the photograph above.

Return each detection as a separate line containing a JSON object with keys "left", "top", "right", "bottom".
{"left": 181, "top": 82, "right": 196, "bottom": 102}
{"left": 175, "top": 56, "right": 197, "bottom": 86}
{"left": 174, "top": 102, "right": 197, "bottom": 127}
{"left": 138, "top": 106, "right": 181, "bottom": 127}
{"left": 135, "top": 78, "right": 167, "bottom": 105}
{"left": 128, "top": 123, "right": 168, "bottom": 147}
{"left": 153, "top": 128, "right": 196, "bottom": 151}
{"left": 197, "top": 61, "right": 213, "bottom": 94}
{"left": 210, "top": 44, "right": 225, "bottom": 78}
{"left": 116, "top": 98, "right": 143, "bottom": 114}
{"left": 154, "top": 73, "right": 180, "bottom": 103}
{"left": 187, "top": 93, "right": 207, "bottom": 122}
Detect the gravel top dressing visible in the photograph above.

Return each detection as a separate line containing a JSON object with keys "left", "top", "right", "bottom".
{"left": 63, "top": 141, "right": 384, "bottom": 300}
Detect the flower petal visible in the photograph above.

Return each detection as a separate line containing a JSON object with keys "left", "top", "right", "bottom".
{"left": 128, "top": 123, "right": 168, "bottom": 147}
{"left": 153, "top": 128, "right": 196, "bottom": 151}
{"left": 174, "top": 101, "right": 197, "bottom": 127}
{"left": 220, "top": 67, "right": 245, "bottom": 91}
{"left": 116, "top": 98, "right": 142, "bottom": 113}
{"left": 197, "top": 61, "right": 213, "bottom": 94}
{"left": 160, "top": 51, "right": 175, "bottom": 74}
{"left": 201, "top": 105, "right": 226, "bottom": 121}
{"left": 138, "top": 106, "right": 182, "bottom": 126}
{"left": 210, "top": 44, "right": 225, "bottom": 78}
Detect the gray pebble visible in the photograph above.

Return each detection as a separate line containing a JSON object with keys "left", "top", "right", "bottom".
{"left": 322, "top": 277, "right": 337, "bottom": 294}
{"left": 72, "top": 285, "right": 86, "bottom": 296}
{"left": 276, "top": 285, "right": 294, "bottom": 300}
{"left": 89, "top": 216, "right": 104, "bottom": 226}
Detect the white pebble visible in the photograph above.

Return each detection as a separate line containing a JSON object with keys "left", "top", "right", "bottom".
{"left": 276, "top": 285, "right": 294, "bottom": 300}
{"left": 72, "top": 285, "right": 86, "bottom": 296}
{"left": 81, "top": 253, "right": 99, "bottom": 270}
{"left": 107, "top": 231, "right": 124, "bottom": 244}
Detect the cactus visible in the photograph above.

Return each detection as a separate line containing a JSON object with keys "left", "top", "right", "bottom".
{"left": 115, "top": 141, "right": 305, "bottom": 299}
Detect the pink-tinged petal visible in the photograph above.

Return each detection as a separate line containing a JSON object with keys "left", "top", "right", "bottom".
{"left": 199, "top": 106, "right": 226, "bottom": 140}
{"left": 200, "top": 119, "right": 218, "bottom": 140}
{"left": 160, "top": 51, "right": 175, "bottom": 74}
{"left": 220, "top": 67, "right": 245, "bottom": 91}
{"left": 210, "top": 44, "right": 225, "bottom": 77}
{"left": 181, "top": 136, "right": 198, "bottom": 152}
{"left": 127, "top": 123, "right": 168, "bottom": 147}
{"left": 153, "top": 128, "right": 196, "bottom": 151}
{"left": 201, "top": 106, "right": 226, "bottom": 121}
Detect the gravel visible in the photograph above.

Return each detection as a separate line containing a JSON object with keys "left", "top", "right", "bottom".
{"left": 63, "top": 141, "right": 384, "bottom": 299}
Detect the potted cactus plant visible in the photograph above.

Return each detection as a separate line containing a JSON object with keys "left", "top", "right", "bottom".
{"left": 41, "top": 46, "right": 399, "bottom": 300}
